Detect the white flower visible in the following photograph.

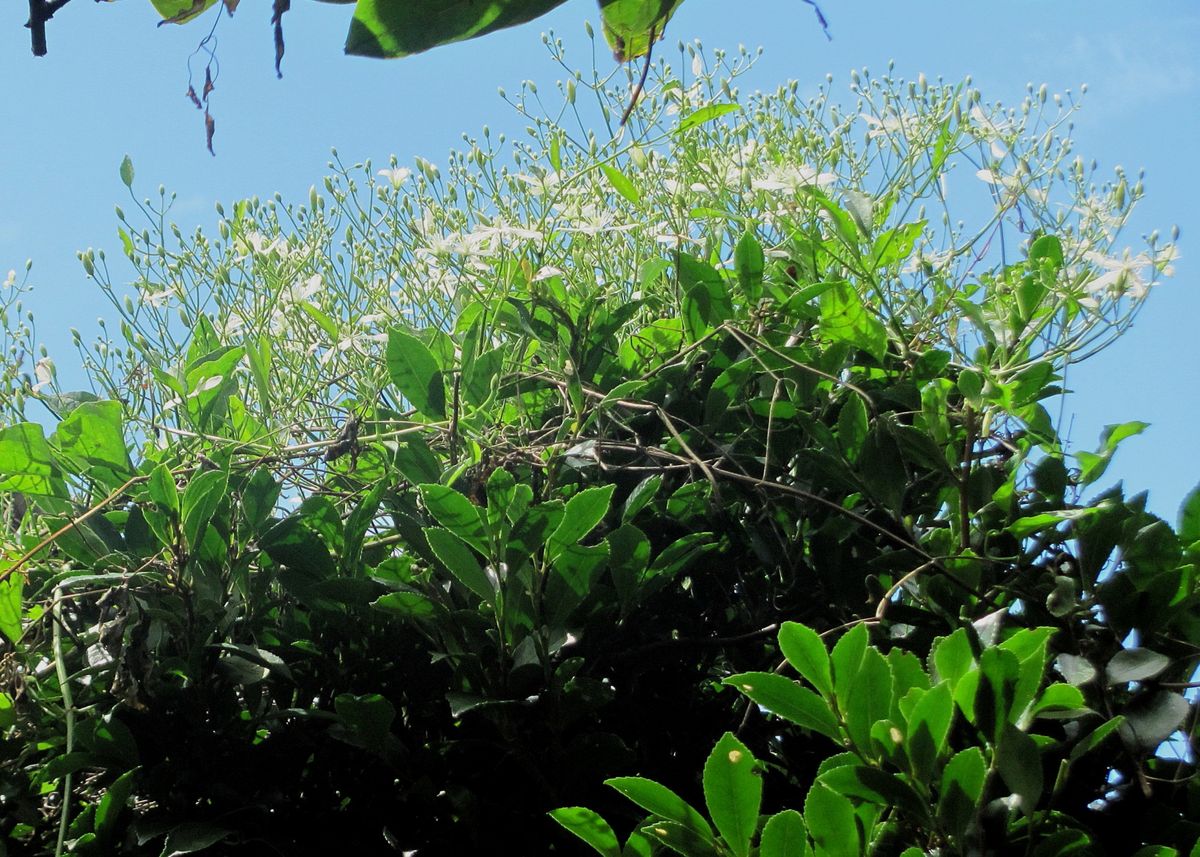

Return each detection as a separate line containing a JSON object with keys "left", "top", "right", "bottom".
{"left": 3, "top": 270, "right": 14, "bottom": 288}
{"left": 377, "top": 167, "right": 412, "bottom": 189}
{"left": 240, "top": 231, "right": 286, "bottom": 257}
{"left": 532, "top": 265, "right": 564, "bottom": 282}
{"left": 32, "top": 357, "right": 54, "bottom": 393}
{"left": 1081, "top": 249, "right": 1154, "bottom": 299}
{"left": 752, "top": 164, "right": 836, "bottom": 193}
{"left": 558, "top": 203, "right": 635, "bottom": 236}
{"left": 283, "top": 274, "right": 323, "bottom": 304}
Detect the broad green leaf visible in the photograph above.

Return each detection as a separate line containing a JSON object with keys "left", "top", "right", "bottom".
{"left": 680, "top": 255, "right": 733, "bottom": 341}
{"left": 545, "top": 542, "right": 610, "bottom": 626}
{"left": 779, "top": 621, "right": 832, "bottom": 699}
{"left": 549, "top": 484, "right": 615, "bottom": 559}
{"left": 1069, "top": 716, "right": 1124, "bottom": 763}
{"left": 95, "top": 769, "right": 135, "bottom": 841}
{"left": 818, "top": 765, "right": 928, "bottom": 822}
{"left": 1179, "top": 482, "right": 1200, "bottom": 544}
{"left": 463, "top": 346, "right": 504, "bottom": 406}
{"left": 372, "top": 591, "right": 440, "bottom": 620}
{"left": 759, "top": 810, "right": 810, "bottom": 857}
{"left": 804, "top": 784, "right": 859, "bottom": 857}
{"left": 147, "top": 463, "right": 180, "bottom": 519}
{"left": 906, "top": 680, "right": 953, "bottom": 784}
{"left": 424, "top": 527, "right": 494, "bottom": 605}
{"left": 181, "top": 468, "right": 228, "bottom": 552}
{"left": 0, "top": 422, "right": 57, "bottom": 496}
{"left": 333, "top": 692, "right": 396, "bottom": 753}
{"left": 996, "top": 723, "right": 1043, "bottom": 814}
{"left": 605, "top": 777, "right": 713, "bottom": 839}
{"left": 347, "top": 0, "right": 568, "bottom": 58}
{"left": 607, "top": 523, "right": 650, "bottom": 608}
{"left": 703, "top": 732, "right": 761, "bottom": 857}
{"left": 938, "top": 747, "right": 986, "bottom": 840}
{"left": 159, "top": 822, "right": 230, "bottom": 857}
{"left": 724, "top": 673, "right": 840, "bottom": 742}
{"left": 53, "top": 400, "right": 133, "bottom": 486}
{"left": 931, "top": 628, "right": 974, "bottom": 691}
{"left": 386, "top": 329, "right": 446, "bottom": 419}
{"left": 678, "top": 103, "right": 740, "bottom": 132}
{"left": 638, "top": 820, "right": 720, "bottom": 857}
{"left": 830, "top": 622, "right": 868, "bottom": 705}
{"left": 1106, "top": 648, "right": 1170, "bottom": 685}
{"left": 973, "top": 647, "right": 1020, "bottom": 742}
{"left": 0, "top": 568, "right": 22, "bottom": 646}
{"left": 119, "top": 154, "right": 135, "bottom": 188}
{"left": 1030, "top": 683, "right": 1086, "bottom": 718}
{"left": 549, "top": 807, "right": 622, "bottom": 857}
{"left": 1119, "top": 691, "right": 1189, "bottom": 750}
{"left": 842, "top": 646, "right": 892, "bottom": 754}
{"left": 836, "top": 395, "right": 869, "bottom": 462}
{"left": 599, "top": 0, "right": 688, "bottom": 60}
{"left": 418, "top": 484, "right": 488, "bottom": 555}
{"left": 601, "top": 163, "right": 641, "bottom": 204}
{"left": 150, "top": 0, "right": 218, "bottom": 25}
{"left": 734, "top": 230, "right": 764, "bottom": 301}
{"left": 623, "top": 474, "right": 662, "bottom": 522}
{"left": 819, "top": 280, "right": 887, "bottom": 362}
{"left": 1077, "top": 421, "right": 1148, "bottom": 486}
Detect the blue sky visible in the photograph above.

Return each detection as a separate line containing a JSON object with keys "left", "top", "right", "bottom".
{"left": 1, "top": 1, "right": 1197, "bottom": 518}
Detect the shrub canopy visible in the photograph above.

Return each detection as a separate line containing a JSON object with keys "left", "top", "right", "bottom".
{"left": 0, "top": 46, "right": 1193, "bottom": 856}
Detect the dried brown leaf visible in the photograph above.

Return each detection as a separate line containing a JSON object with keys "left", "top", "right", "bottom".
{"left": 205, "top": 109, "right": 216, "bottom": 156}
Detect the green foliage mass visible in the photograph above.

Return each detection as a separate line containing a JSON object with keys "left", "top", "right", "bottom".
{"left": 0, "top": 45, "right": 1193, "bottom": 856}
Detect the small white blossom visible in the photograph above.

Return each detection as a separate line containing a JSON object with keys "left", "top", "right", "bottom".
{"left": 377, "top": 166, "right": 412, "bottom": 189}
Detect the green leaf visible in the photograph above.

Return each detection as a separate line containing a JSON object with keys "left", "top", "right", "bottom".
{"left": 819, "top": 280, "right": 887, "bottom": 362}
{"left": 424, "top": 527, "right": 494, "bottom": 605}
{"left": 1179, "top": 482, "right": 1200, "bottom": 544}
{"left": 836, "top": 395, "right": 869, "bottom": 462}
{"left": 601, "top": 163, "right": 641, "bottom": 204}
{"left": 119, "top": 154, "right": 135, "bottom": 188}
{"left": 0, "top": 567, "right": 22, "bottom": 646}
{"left": 1106, "top": 648, "right": 1171, "bottom": 685}
{"left": 181, "top": 468, "right": 227, "bottom": 552}
{"left": 52, "top": 400, "right": 133, "bottom": 487}
{"left": 678, "top": 103, "right": 740, "bottom": 132}
{"left": 147, "top": 463, "right": 180, "bottom": 519}
{"left": 638, "top": 820, "right": 720, "bottom": 857}
{"left": 545, "top": 542, "right": 610, "bottom": 626}
{"left": 804, "top": 784, "right": 859, "bottom": 857}
{"left": 373, "top": 591, "right": 440, "bottom": 620}
{"left": 734, "top": 231, "right": 764, "bottom": 301}
{"left": 608, "top": 523, "right": 650, "bottom": 608}
{"left": 842, "top": 646, "right": 892, "bottom": 755}
{"left": 623, "top": 475, "right": 662, "bottom": 523}
{"left": 906, "top": 680, "right": 953, "bottom": 784}
{"left": 938, "top": 748, "right": 986, "bottom": 840}
{"left": 463, "top": 346, "right": 504, "bottom": 406}
{"left": 779, "top": 621, "right": 833, "bottom": 699}
{"left": 159, "top": 822, "right": 230, "bottom": 857}
{"left": 830, "top": 622, "right": 869, "bottom": 705}
{"left": 95, "top": 769, "right": 136, "bottom": 841}
{"left": 418, "top": 484, "right": 488, "bottom": 555}
{"left": 931, "top": 628, "right": 975, "bottom": 691}
{"left": 1077, "top": 421, "right": 1148, "bottom": 486}
{"left": 1068, "top": 716, "right": 1124, "bottom": 763}
{"left": 605, "top": 777, "right": 713, "bottom": 839}
{"left": 1120, "top": 690, "right": 1189, "bottom": 750}
{"left": 759, "top": 810, "right": 810, "bottom": 857}
{"left": 702, "top": 733, "right": 761, "bottom": 857}
{"left": 724, "top": 673, "right": 840, "bottom": 742}
{"left": 818, "top": 765, "right": 929, "bottom": 822}
{"left": 333, "top": 692, "right": 396, "bottom": 754}
{"left": 0, "top": 422, "right": 58, "bottom": 496}
{"left": 680, "top": 255, "right": 733, "bottom": 341}
{"left": 996, "top": 723, "right": 1043, "bottom": 815}
{"left": 346, "top": 0, "right": 569, "bottom": 58}
{"left": 549, "top": 484, "right": 615, "bottom": 559}
{"left": 549, "top": 807, "right": 622, "bottom": 857}
{"left": 386, "top": 329, "right": 446, "bottom": 419}
{"left": 599, "top": 0, "right": 688, "bottom": 60}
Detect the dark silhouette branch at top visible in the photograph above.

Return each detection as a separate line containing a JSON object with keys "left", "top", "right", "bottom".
{"left": 26, "top": 0, "right": 73, "bottom": 56}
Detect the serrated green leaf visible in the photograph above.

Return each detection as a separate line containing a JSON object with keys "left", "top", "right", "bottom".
{"left": 549, "top": 807, "right": 622, "bottom": 857}
{"left": 779, "top": 621, "right": 833, "bottom": 699}
{"left": 725, "top": 672, "right": 840, "bottom": 741}
{"left": 424, "top": 527, "right": 494, "bottom": 605}
{"left": 703, "top": 733, "right": 760, "bottom": 857}
{"left": 605, "top": 777, "right": 713, "bottom": 839}
{"left": 386, "top": 329, "right": 446, "bottom": 419}
{"left": 759, "top": 810, "right": 810, "bottom": 857}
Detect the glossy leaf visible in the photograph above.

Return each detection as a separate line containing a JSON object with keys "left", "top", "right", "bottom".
{"left": 549, "top": 807, "right": 622, "bottom": 857}
{"left": 702, "top": 732, "right": 761, "bottom": 857}
{"left": 779, "top": 621, "right": 833, "bottom": 699}
{"left": 725, "top": 672, "right": 840, "bottom": 741}
{"left": 424, "top": 527, "right": 494, "bottom": 605}
{"left": 386, "top": 328, "right": 446, "bottom": 419}
{"left": 1106, "top": 648, "right": 1170, "bottom": 685}
{"left": 181, "top": 468, "right": 228, "bottom": 552}
{"left": 419, "top": 484, "right": 488, "bottom": 554}
{"left": 938, "top": 747, "right": 986, "bottom": 839}
{"left": 804, "top": 784, "right": 859, "bottom": 857}
{"left": 678, "top": 103, "right": 740, "bottom": 133}
{"left": 759, "top": 810, "right": 810, "bottom": 857}
{"left": 346, "top": 0, "right": 569, "bottom": 58}
{"left": 0, "top": 568, "right": 22, "bottom": 646}
{"left": 605, "top": 777, "right": 713, "bottom": 839}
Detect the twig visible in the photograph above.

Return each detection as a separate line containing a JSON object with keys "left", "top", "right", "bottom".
{"left": 619, "top": 24, "right": 656, "bottom": 127}
{"left": 26, "top": 0, "right": 72, "bottom": 57}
